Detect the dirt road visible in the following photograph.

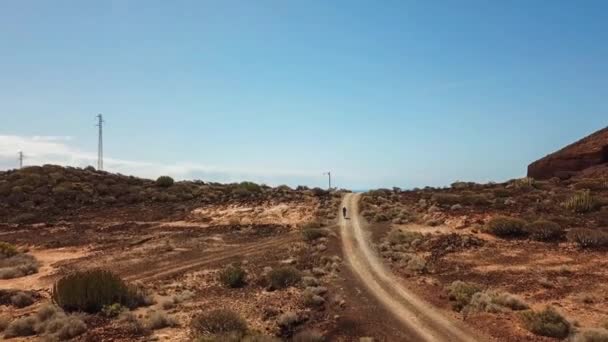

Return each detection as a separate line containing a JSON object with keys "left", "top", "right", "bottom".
{"left": 340, "top": 193, "right": 482, "bottom": 342}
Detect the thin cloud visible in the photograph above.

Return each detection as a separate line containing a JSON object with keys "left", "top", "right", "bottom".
{"left": 0, "top": 134, "right": 326, "bottom": 186}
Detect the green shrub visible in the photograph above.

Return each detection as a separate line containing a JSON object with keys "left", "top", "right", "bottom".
{"left": 238, "top": 181, "right": 262, "bottom": 193}
{"left": 101, "top": 303, "right": 126, "bottom": 318}
{"left": 447, "top": 281, "right": 482, "bottom": 311}
{"left": 567, "top": 228, "right": 608, "bottom": 249}
{"left": 190, "top": 309, "right": 247, "bottom": 337}
{"left": 302, "top": 228, "right": 327, "bottom": 241}
{"left": 52, "top": 269, "right": 148, "bottom": 313}
{"left": 564, "top": 191, "right": 598, "bottom": 213}
{"left": 156, "top": 176, "right": 174, "bottom": 188}
{"left": 519, "top": 307, "right": 570, "bottom": 339}
{"left": 0, "top": 242, "right": 18, "bottom": 258}
{"left": 267, "top": 267, "right": 301, "bottom": 290}
{"left": 526, "top": 220, "right": 565, "bottom": 241}
{"left": 219, "top": 264, "right": 247, "bottom": 288}
{"left": 485, "top": 216, "right": 527, "bottom": 237}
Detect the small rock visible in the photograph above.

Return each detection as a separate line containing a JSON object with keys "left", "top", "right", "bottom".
{"left": 280, "top": 258, "right": 297, "bottom": 265}
{"left": 450, "top": 204, "right": 463, "bottom": 210}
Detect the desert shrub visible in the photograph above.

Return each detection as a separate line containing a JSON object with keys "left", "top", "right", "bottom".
{"left": 574, "top": 328, "right": 608, "bottom": 342}
{"left": 276, "top": 311, "right": 301, "bottom": 334}
{"left": 219, "top": 264, "right": 247, "bottom": 288}
{"left": 145, "top": 310, "right": 177, "bottom": 330}
{"left": 567, "top": 228, "right": 608, "bottom": 249}
{"left": 0, "top": 314, "right": 10, "bottom": 332}
{"left": 101, "top": 303, "right": 126, "bottom": 318}
{"left": 302, "top": 228, "right": 327, "bottom": 241}
{"left": 4, "top": 316, "right": 37, "bottom": 337}
{"left": 514, "top": 177, "right": 536, "bottom": 189}
{"left": 10, "top": 292, "right": 34, "bottom": 308}
{"left": 467, "top": 291, "right": 528, "bottom": 313}
{"left": 0, "top": 242, "right": 18, "bottom": 258}
{"left": 573, "top": 179, "right": 608, "bottom": 191}
{"left": 432, "top": 193, "right": 461, "bottom": 205}
{"left": 406, "top": 255, "right": 427, "bottom": 273}
{"left": 43, "top": 314, "right": 87, "bottom": 340}
{"left": 485, "top": 216, "right": 527, "bottom": 237}
{"left": 52, "top": 269, "right": 147, "bottom": 313}
{"left": 526, "top": 220, "right": 565, "bottom": 242}
{"left": 564, "top": 191, "right": 598, "bottom": 213}
{"left": 520, "top": 307, "right": 570, "bottom": 339}
{"left": 267, "top": 267, "right": 301, "bottom": 289}
{"left": 238, "top": 181, "right": 262, "bottom": 193}
{"left": 387, "top": 230, "right": 423, "bottom": 246}
{"left": 302, "top": 289, "right": 325, "bottom": 308}
{"left": 492, "top": 292, "right": 529, "bottom": 311}
{"left": 0, "top": 253, "right": 39, "bottom": 279}
{"left": 293, "top": 329, "right": 324, "bottom": 342}
{"left": 447, "top": 281, "right": 482, "bottom": 311}
{"left": 156, "top": 176, "right": 174, "bottom": 188}
{"left": 118, "top": 311, "right": 147, "bottom": 335}
{"left": 191, "top": 309, "right": 247, "bottom": 337}
{"left": 493, "top": 189, "right": 511, "bottom": 198}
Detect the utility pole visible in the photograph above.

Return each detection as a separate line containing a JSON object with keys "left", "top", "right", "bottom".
{"left": 323, "top": 171, "right": 332, "bottom": 190}
{"left": 18, "top": 151, "right": 23, "bottom": 169}
{"left": 96, "top": 114, "right": 104, "bottom": 170}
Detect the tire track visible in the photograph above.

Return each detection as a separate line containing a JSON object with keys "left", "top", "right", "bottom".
{"left": 125, "top": 233, "right": 297, "bottom": 282}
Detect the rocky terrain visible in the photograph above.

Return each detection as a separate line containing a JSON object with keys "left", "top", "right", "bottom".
{"left": 360, "top": 175, "right": 608, "bottom": 341}
{"left": 528, "top": 126, "right": 608, "bottom": 180}
{"left": 0, "top": 165, "right": 373, "bottom": 341}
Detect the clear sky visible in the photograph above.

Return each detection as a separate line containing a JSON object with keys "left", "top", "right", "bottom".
{"left": 1, "top": 1, "right": 606, "bottom": 189}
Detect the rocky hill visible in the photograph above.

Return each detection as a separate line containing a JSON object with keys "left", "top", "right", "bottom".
{"left": 0, "top": 165, "right": 331, "bottom": 223}
{"left": 528, "top": 126, "right": 608, "bottom": 179}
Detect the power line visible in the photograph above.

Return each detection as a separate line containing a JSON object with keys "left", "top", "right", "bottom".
{"left": 96, "top": 114, "right": 104, "bottom": 170}
{"left": 18, "top": 151, "right": 24, "bottom": 169}
{"left": 323, "top": 171, "right": 332, "bottom": 190}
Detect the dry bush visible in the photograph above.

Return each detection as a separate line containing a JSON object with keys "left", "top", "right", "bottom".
{"left": 219, "top": 264, "right": 247, "bottom": 288}
{"left": 573, "top": 328, "right": 608, "bottom": 342}
{"left": 118, "top": 311, "right": 147, "bottom": 335}
{"left": 564, "top": 191, "right": 598, "bottom": 213}
{"left": 145, "top": 310, "right": 178, "bottom": 330}
{"left": 485, "top": 216, "right": 527, "bottom": 238}
{"left": 567, "top": 228, "right": 608, "bottom": 249}
{"left": 10, "top": 291, "right": 34, "bottom": 308}
{"left": 302, "top": 228, "right": 328, "bottom": 242}
{"left": 526, "top": 220, "right": 565, "bottom": 242}
{"left": 267, "top": 267, "right": 301, "bottom": 290}
{"left": 4, "top": 316, "right": 37, "bottom": 338}
{"left": 388, "top": 230, "right": 423, "bottom": 246}
{"left": 466, "top": 291, "right": 528, "bottom": 313}
{"left": 573, "top": 179, "right": 608, "bottom": 191}
{"left": 293, "top": 329, "right": 324, "bottom": 341}
{"left": 0, "top": 314, "right": 10, "bottom": 332}
{"left": 191, "top": 309, "right": 247, "bottom": 337}
{"left": 52, "top": 269, "right": 150, "bottom": 313}
{"left": 0, "top": 253, "right": 39, "bottom": 279}
{"left": 519, "top": 307, "right": 571, "bottom": 339}
{"left": 447, "top": 281, "right": 482, "bottom": 312}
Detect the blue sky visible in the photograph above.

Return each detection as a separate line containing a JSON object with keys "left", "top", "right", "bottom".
{"left": 1, "top": 1, "right": 606, "bottom": 189}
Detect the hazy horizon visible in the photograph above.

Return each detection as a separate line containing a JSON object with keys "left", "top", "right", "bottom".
{"left": 1, "top": 1, "right": 606, "bottom": 189}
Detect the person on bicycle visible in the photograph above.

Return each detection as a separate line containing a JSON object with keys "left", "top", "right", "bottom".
{"left": 342, "top": 206, "right": 347, "bottom": 218}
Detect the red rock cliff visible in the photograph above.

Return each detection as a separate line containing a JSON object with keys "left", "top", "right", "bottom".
{"left": 528, "top": 126, "right": 608, "bottom": 179}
